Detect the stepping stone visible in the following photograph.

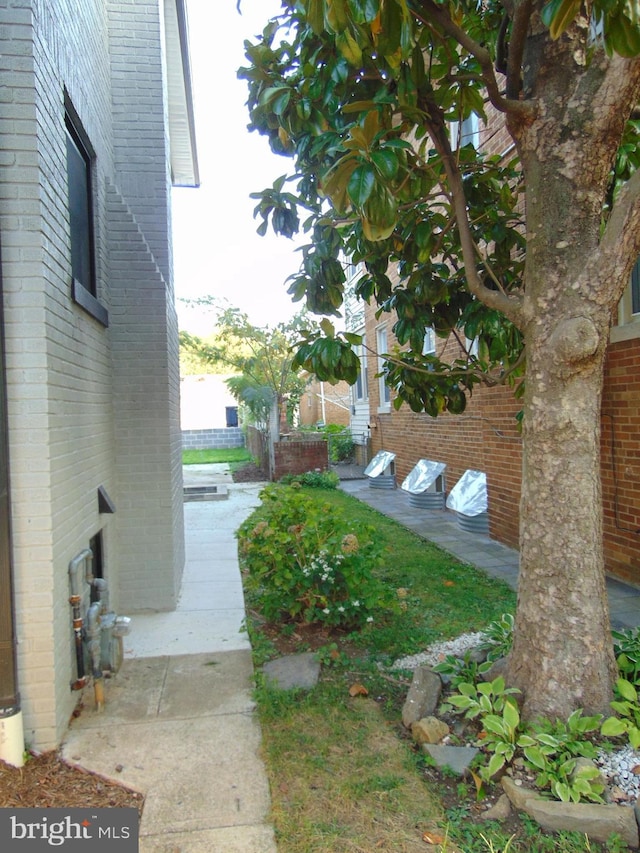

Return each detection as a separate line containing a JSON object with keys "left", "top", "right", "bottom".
{"left": 422, "top": 744, "right": 479, "bottom": 776}
{"left": 262, "top": 653, "right": 320, "bottom": 690}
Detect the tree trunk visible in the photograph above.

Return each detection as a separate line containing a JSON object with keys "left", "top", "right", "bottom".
{"left": 501, "top": 31, "right": 640, "bottom": 721}
{"left": 507, "top": 308, "right": 617, "bottom": 719}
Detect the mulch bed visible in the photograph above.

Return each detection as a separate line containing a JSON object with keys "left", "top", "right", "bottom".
{"left": 0, "top": 751, "right": 143, "bottom": 813}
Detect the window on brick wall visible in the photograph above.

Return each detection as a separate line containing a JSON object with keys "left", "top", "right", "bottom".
{"left": 450, "top": 113, "right": 481, "bottom": 150}
{"left": 632, "top": 259, "right": 640, "bottom": 315}
{"left": 613, "top": 256, "right": 640, "bottom": 341}
{"left": 65, "top": 95, "right": 108, "bottom": 327}
{"left": 423, "top": 327, "right": 436, "bottom": 356}
{"left": 354, "top": 335, "right": 368, "bottom": 402}
{"left": 376, "top": 326, "right": 391, "bottom": 410}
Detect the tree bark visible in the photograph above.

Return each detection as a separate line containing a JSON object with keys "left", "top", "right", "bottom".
{"left": 502, "top": 32, "right": 640, "bottom": 720}
{"left": 508, "top": 308, "right": 617, "bottom": 719}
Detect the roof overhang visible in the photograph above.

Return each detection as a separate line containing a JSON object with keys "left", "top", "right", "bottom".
{"left": 164, "top": 0, "right": 200, "bottom": 187}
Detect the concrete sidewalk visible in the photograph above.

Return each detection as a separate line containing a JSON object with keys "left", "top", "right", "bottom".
{"left": 60, "top": 465, "right": 640, "bottom": 851}
{"left": 340, "top": 478, "right": 640, "bottom": 630}
{"left": 62, "top": 468, "right": 277, "bottom": 853}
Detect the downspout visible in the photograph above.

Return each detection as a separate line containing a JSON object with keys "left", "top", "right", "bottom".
{"left": 0, "top": 229, "right": 24, "bottom": 767}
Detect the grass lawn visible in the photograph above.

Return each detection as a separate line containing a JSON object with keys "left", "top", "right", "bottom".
{"left": 242, "top": 485, "right": 621, "bottom": 853}
{"left": 241, "top": 485, "right": 516, "bottom": 852}
{"left": 182, "top": 447, "right": 252, "bottom": 465}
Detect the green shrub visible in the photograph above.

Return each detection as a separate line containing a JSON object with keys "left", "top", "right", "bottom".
{"left": 279, "top": 470, "right": 339, "bottom": 489}
{"left": 237, "top": 484, "right": 390, "bottom": 628}
{"left": 323, "top": 425, "right": 356, "bottom": 463}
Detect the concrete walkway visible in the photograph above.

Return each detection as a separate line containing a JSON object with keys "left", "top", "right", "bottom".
{"left": 340, "top": 478, "right": 640, "bottom": 630}
{"left": 60, "top": 465, "right": 640, "bottom": 851}
{"left": 62, "top": 467, "right": 277, "bottom": 853}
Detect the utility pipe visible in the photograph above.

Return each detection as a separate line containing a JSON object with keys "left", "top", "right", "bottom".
{"left": 68, "top": 549, "right": 93, "bottom": 691}
{"left": 86, "top": 602, "right": 104, "bottom": 712}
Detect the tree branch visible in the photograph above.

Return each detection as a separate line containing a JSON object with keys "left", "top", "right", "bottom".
{"left": 422, "top": 97, "right": 525, "bottom": 327}
{"left": 506, "top": 0, "right": 534, "bottom": 100}
{"left": 596, "top": 167, "right": 640, "bottom": 303}
{"left": 414, "top": 0, "right": 536, "bottom": 122}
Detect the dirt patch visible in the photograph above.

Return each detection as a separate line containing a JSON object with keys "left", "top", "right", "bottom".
{"left": 0, "top": 751, "right": 143, "bottom": 814}
{"left": 231, "top": 461, "right": 269, "bottom": 482}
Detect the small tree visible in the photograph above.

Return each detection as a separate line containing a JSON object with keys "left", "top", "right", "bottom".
{"left": 239, "top": 1, "right": 640, "bottom": 720}
{"left": 180, "top": 306, "right": 311, "bottom": 470}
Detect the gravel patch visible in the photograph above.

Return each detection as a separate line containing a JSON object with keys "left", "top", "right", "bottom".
{"left": 596, "top": 745, "right": 640, "bottom": 804}
{"left": 391, "top": 631, "right": 488, "bottom": 670}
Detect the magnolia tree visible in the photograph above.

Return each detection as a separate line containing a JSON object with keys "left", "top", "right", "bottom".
{"left": 239, "top": 0, "right": 640, "bottom": 721}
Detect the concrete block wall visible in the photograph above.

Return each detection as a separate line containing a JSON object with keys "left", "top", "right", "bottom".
{"left": 182, "top": 428, "right": 245, "bottom": 450}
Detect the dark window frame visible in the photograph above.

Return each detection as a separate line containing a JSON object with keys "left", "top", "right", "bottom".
{"left": 64, "top": 95, "right": 108, "bottom": 327}
{"left": 632, "top": 258, "right": 640, "bottom": 316}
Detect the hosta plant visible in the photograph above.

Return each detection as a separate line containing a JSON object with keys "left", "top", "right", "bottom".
{"left": 601, "top": 677, "right": 640, "bottom": 748}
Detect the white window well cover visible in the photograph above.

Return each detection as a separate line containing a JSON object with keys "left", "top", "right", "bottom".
{"left": 446, "top": 469, "right": 487, "bottom": 517}
{"left": 401, "top": 460, "right": 446, "bottom": 494}
{"left": 364, "top": 450, "right": 396, "bottom": 478}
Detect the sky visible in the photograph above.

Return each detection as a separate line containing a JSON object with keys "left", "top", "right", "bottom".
{"left": 172, "top": 0, "right": 304, "bottom": 336}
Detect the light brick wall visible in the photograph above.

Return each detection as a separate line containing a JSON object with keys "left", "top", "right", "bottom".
{"left": 0, "top": 0, "right": 185, "bottom": 749}
{"left": 107, "top": 184, "right": 184, "bottom": 612}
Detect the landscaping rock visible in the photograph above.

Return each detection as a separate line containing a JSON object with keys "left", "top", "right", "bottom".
{"left": 402, "top": 666, "right": 442, "bottom": 728}
{"left": 422, "top": 744, "right": 479, "bottom": 776}
{"left": 479, "top": 794, "right": 511, "bottom": 822}
{"left": 262, "top": 653, "right": 321, "bottom": 691}
{"left": 411, "top": 716, "right": 450, "bottom": 745}
{"left": 502, "top": 776, "right": 640, "bottom": 848}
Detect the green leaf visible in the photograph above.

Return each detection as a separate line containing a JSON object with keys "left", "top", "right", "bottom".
{"left": 347, "top": 163, "right": 376, "bottom": 206}
{"left": 553, "top": 781, "right": 572, "bottom": 802}
{"left": 336, "top": 29, "right": 363, "bottom": 65}
{"left": 371, "top": 149, "right": 399, "bottom": 180}
{"left": 601, "top": 716, "right": 628, "bottom": 737}
{"left": 503, "top": 700, "right": 520, "bottom": 732}
{"left": 306, "top": 0, "right": 325, "bottom": 34}
{"left": 484, "top": 752, "right": 506, "bottom": 779}
{"left": 482, "top": 715, "right": 507, "bottom": 736}
{"left": 320, "top": 318, "right": 336, "bottom": 338}
{"left": 616, "top": 677, "right": 638, "bottom": 702}
{"left": 523, "top": 745, "right": 547, "bottom": 771}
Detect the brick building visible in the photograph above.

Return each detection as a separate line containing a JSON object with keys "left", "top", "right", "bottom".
{"left": 349, "top": 112, "right": 640, "bottom": 587}
{"left": 0, "top": 0, "right": 198, "bottom": 752}
{"left": 298, "top": 373, "right": 352, "bottom": 428}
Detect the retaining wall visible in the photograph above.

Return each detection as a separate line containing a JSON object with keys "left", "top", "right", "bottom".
{"left": 182, "top": 427, "right": 245, "bottom": 450}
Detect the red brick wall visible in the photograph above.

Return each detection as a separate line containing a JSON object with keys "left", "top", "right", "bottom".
{"left": 273, "top": 439, "right": 329, "bottom": 479}
{"left": 601, "top": 337, "right": 640, "bottom": 583}
{"left": 364, "top": 305, "right": 640, "bottom": 583}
